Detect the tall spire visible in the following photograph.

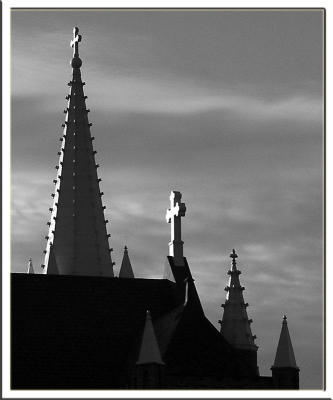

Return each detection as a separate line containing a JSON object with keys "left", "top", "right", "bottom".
{"left": 219, "top": 249, "right": 257, "bottom": 351}
{"left": 272, "top": 315, "right": 298, "bottom": 368}
{"left": 42, "top": 27, "right": 114, "bottom": 277}
{"left": 119, "top": 246, "right": 134, "bottom": 278}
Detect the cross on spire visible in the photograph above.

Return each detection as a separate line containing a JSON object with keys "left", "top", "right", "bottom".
{"left": 70, "top": 27, "right": 82, "bottom": 58}
{"left": 230, "top": 248, "right": 238, "bottom": 270}
{"left": 166, "top": 191, "right": 186, "bottom": 266}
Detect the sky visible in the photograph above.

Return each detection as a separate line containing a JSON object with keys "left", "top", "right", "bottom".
{"left": 10, "top": 9, "right": 323, "bottom": 389}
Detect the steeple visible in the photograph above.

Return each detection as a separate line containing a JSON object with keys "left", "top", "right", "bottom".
{"left": 219, "top": 249, "right": 257, "bottom": 352}
{"left": 272, "top": 315, "right": 298, "bottom": 368}
{"left": 42, "top": 27, "right": 114, "bottom": 277}
{"left": 119, "top": 246, "right": 134, "bottom": 278}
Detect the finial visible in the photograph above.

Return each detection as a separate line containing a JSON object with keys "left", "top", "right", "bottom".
{"left": 230, "top": 248, "right": 238, "bottom": 270}
{"left": 70, "top": 27, "right": 82, "bottom": 68}
{"left": 283, "top": 315, "right": 287, "bottom": 322}
{"left": 124, "top": 245, "right": 128, "bottom": 251}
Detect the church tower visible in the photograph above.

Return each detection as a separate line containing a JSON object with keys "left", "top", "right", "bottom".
{"left": 42, "top": 27, "right": 114, "bottom": 277}
{"left": 219, "top": 249, "right": 258, "bottom": 376}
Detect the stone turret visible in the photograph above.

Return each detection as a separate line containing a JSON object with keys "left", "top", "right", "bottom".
{"left": 271, "top": 315, "right": 299, "bottom": 389}
{"left": 41, "top": 27, "right": 114, "bottom": 276}
{"left": 219, "top": 249, "right": 258, "bottom": 375}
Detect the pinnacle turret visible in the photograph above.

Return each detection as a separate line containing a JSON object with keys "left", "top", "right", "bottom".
{"left": 272, "top": 315, "right": 298, "bottom": 369}
{"left": 271, "top": 315, "right": 299, "bottom": 388}
{"left": 219, "top": 249, "right": 257, "bottom": 351}
{"left": 119, "top": 246, "right": 134, "bottom": 278}
{"left": 42, "top": 27, "right": 114, "bottom": 277}
{"left": 27, "top": 258, "right": 34, "bottom": 274}
{"left": 137, "top": 310, "right": 164, "bottom": 366}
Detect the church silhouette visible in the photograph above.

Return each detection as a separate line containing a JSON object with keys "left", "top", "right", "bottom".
{"left": 11, "top": 27, "right": 299, "bottom": 390}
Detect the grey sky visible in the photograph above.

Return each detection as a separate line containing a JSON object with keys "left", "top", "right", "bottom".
{"left": 11, "top": 9, "right": 323, "bottom": 389}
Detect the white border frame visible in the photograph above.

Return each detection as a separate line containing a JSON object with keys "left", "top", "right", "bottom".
{"left": 2, "top": 1, "right": 329, "bottom": 398}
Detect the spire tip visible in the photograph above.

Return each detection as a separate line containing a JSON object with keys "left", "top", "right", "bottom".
{"left": 230, "top": 248, "right": 238, "bottom": 259}
{"left": 70, "top": 26, "right": 82, "bottom": 68}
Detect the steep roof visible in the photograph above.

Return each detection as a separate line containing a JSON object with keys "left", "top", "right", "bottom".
{"left": 42, "top": 27, "right": 114, "bottom": 277}
{"left": 119, "top": 246, "right": 134, "bottom": 278}
{"left": 137, "top": 310, "right": 164, "bottom": 365}
{"left": 155, "top": 259, "right": 249, "bottom": 379}
{"left": 220, "top": 249, "right": 257, "bottom": 351}
{"left": 272, "top": 315, "right": 298, "bottom": 369}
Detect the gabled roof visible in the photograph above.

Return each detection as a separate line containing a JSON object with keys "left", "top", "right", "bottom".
{"left": 272, "top": 315, "right": 298, "bottom": 369}
{"left": 119, "top": 246, "right": 134, "bottom": 278}
{"left": 154, "top": 277, "right": 205, "bottom": 358}
{"left": 154, "top": 260, "right": 249, "bottom": 379}
{"left": 136, "top": 310, "right": 164, "bottom": 365}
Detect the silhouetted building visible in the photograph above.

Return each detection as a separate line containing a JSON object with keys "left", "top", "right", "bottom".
{"left": 11, "top": 27, "right": 299, "bottom": 390}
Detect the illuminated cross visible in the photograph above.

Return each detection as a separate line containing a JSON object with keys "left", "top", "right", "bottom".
{"left": 70, "top": 27, "right": 82, "bottom": 58}
{"left": 166, "top": 191, "right": 186, "bottom": 266}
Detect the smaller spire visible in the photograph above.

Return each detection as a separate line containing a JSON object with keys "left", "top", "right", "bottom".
{"left": 119, "top": 246, "right": 134, "bottom": 278}
{"left": 27, "top": 258, "right": 34, "bottom": 274}
{"left": 137, "top": 310, "right": 164, "bottom": 365}
{"left": 220, "top": 250, "right": 257, "bottom": 351}
{"left": 272, "top": 315, "right": 298, "bottom": 369}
